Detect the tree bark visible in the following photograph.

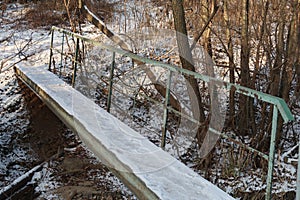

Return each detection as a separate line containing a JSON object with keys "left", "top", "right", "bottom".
{"left": 223, "top": 0, "right": 235, "bottom": 126}
{"left": 171, "top": 0, "right": 206, "bottom": 125}
{"left": 268, "top": 19, "right": 285, "bottom": 146}
{"left": 171, "top": 0, "right": 217, "bottom": 170}
{"left": 296, "top": 0, "right": 300, "bottom": 100}
{"left": 281, "top": 0, "right": 299, "bottom": 103}
{"left": 238, "top": 0, "right": 252, "bottom": 135}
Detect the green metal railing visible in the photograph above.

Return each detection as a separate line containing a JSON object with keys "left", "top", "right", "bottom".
{"left": 48, "top": 26, "right": 294, "bottom": 200}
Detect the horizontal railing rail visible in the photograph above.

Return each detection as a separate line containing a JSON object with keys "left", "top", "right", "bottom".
{"left": 49, "top": 27, "right": 293, "bottom": 122}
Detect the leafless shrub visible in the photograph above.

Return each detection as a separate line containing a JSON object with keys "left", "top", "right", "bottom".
{"left": 23, "top": 0, "right": 117, "bottom": 29}
{"left": 24, "top": 1, "right": 66, "bottom": 28}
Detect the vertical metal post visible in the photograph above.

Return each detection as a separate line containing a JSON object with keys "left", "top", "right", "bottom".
{"left": 296, "top": 134, "right": 300, "bottom": 200}
{"left": 161, "top": 70, "right": 172, "bottom": 149}
{"left": 107, "top": 52, "right": 115, "bottom": 113}
{"left": 265, "top": 106, "right": 278, "bottom": 200}
{"left": 48, "top": 30, "right": 54, "bottom": 71}
{"left": 72, "top": 38, "right": 80, "bottom": 88}
{"left": 59, "top": 32, "right": 65, "bottom": 77}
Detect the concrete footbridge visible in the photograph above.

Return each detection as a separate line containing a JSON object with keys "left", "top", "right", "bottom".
{"left": 14, "top": 64, "right": 235, "bottom": 200}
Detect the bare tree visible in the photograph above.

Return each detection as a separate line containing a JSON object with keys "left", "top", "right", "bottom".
{"left": 171, "top": 0, "right": 224, "bottom": 172}
{"left": 223, "top": 0, "right": 235, "bottom": 125}
{"left": 282, "top": 0, "right": 299, "bottom": 103}
{"left": 238, "top": 0, "right": 252, "bottom": 135}
{"left": 171, "top": 0, "right": 206, "bottom": 122}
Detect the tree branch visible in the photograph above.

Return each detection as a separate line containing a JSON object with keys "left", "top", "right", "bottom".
{"left": 190, "top": 4, "right": 220, "bottom": 50}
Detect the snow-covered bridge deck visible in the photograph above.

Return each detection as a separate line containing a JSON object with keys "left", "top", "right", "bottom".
{"left": 14, "top": 64, "right": 234, "bottom": 200}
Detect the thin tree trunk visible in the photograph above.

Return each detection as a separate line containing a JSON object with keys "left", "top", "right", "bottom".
{"left": 251, "top": 0, "right": 269, "bottom": 138}
{"left": 203, "top": 0, "right": 215, "bottom": 57}
{"left": 251, "top": 0, "right": 270, "bottom": 149}
{"left": 269, "top": 20, "right": 285, "bottom": 145}
{"left": 281, "top": 0, "right": 299, "bottom": 103}
{"left": 270, "top": 23, "right": 285, "bottom": 97}
{"left": 171, "top": 0, "right": 206, "bottom": 124}
{"left": 171, "top": 0, "right": 212, "bottom": 165}
{"left": 64, "top": 0, "right": 76, "bottom": 32}
{"left": 238, "top": 0, "right": 251, "bottom": 136}
{"left": 296, "top": 0, "right": 300, "bottom": 99}
{"left": 253, "top": 0, "right": 269, "bottom": 82}
{"left": 223, "top": 0, "right": 235, "bottom": 127}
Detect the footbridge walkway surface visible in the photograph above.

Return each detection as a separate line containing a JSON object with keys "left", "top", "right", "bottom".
{"left": 14, "top": 64, "right": 235, "bottom": 200}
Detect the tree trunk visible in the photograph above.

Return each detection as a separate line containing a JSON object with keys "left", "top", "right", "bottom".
{"left": 223, "top": 0, "right": 235, "bottom": 127}
{"left": 275, "top": 0, "right": 299, "bottom": 148}
{"left": 296, "top": 0, "right": 300, "bottom": 99}
{"left": 251, "top": 0, "right": 270, "bottom": 150}
{"left": 203, "top": 0, "right": 215, "bottom": 58}
{"left": 269, "top": 22, "right": 284, "bottom": 95}
{"left": 281, "top": 0, "right": 299, "bottom": 103}
{"left": 171, "top": 0, "right": 211, "bottom": 163}
{"left": 268, "top": 20, "right": 285, "bottom": 146}
{"left": 171, "top": 0, "right": 206, "bottom": 124}
{"left": 281, "top": 27, "right": 294, "bottom": 103}
{"left": 238, "top": 0, "right": 251, "bottom": 136}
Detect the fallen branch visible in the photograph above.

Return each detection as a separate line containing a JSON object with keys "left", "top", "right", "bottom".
{"left": 0, "top": 149, "right": 64, "bottom": 200}
{"left": 0, "top": 163, "right": 44, "bottom": 200}
{"left": 1, "top": 34, "right": 50, "bottom": 74}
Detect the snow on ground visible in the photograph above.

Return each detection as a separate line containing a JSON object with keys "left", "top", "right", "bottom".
{"left": 0, "top": 69, "right": 35, "bottom": 188}
{"left": 0, "top": 3, "right": 53, "bottom": 189}
{"left": 1, "top": 1, "right": 299, "bottom": 199}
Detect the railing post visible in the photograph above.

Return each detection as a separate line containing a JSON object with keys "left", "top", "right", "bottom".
{"left": 72, "top": 38, "right": 80, "bottom": 88}
{"left": 107, "top": 52, "right": 115, "bottom": 113}
{"left": 59, "top": 32, "right": 65, "bottom": 77}
{"left": 266, "top": 106, "right": 278, "bottom": 200}
{"left": 48, "top": 29, "right": 54, "bottom": 71}
{"left": 161, "top": 70, "right": 172, "bottom": 150}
